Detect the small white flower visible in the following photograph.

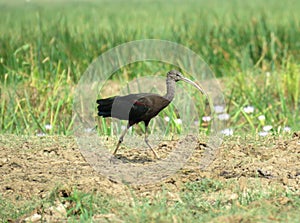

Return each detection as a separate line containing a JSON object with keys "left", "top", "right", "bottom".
{"left": 175, "top": 119, "right": 182, "bottom": 125}
{"left": 202, "top": 116, "right": 211, "bottom": 122}
{"left": 84, "top": 128, "right": 94, "bottom": 133}
{"left": 218, "top": 113, "right": 230, "bottom": 121}
{"left": 258, "top": 115, "right": 266, "bottom": 121}
{"left": 36, "top": 133, "right": 46, "bottom": 137}
{"left": 258, "top": 131, "right": 269, "bottom": 137}
{"left": 263, "top": 125, "right": 272, "bottom": 132}
{"left": 164, "top": 116, "right": 170, "bottom": 122}
{"left": 283, "top": 127, "right": 291, "bottom": 133}
{"left": 45, "top": 124, "right": 52, "bottom": 130}
{"left": 214, "top": 105, "right": 225, "bottom": 113}
{"left": 243, "top": 106, "right": 254, "bottom": 114}
{"left": 221, "top": 128, "right": 233, "bottom": 136}
{"left": 265, "top": 72, "right": 271, "bottom": 77}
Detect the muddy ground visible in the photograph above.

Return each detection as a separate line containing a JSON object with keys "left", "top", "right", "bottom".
{"left": 0, "top": 132, "right": 299, "bottom": 221}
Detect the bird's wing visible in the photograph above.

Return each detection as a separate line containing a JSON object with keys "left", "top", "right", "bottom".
{"left": 129, "top": 95, "right": 154, "bottom": 120}
{"left": 106, "top": 93, "right": 168, "bottom": 123}
{"left": 109, "top": 93, "right": 152, "bottom": 120}
{"left": 129, "top": 94, "right": 170, "bottom": 122}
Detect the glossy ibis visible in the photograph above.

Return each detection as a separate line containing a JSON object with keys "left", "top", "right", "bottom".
{"left": 96, "top": 70, "right": 206, "bottom": 158}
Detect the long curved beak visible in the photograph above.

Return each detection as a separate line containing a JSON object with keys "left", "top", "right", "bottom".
{"left": 182, "top": 77, "right": 207, "bottom": 96}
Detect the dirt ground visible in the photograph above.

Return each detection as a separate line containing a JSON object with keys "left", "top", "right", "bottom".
{"left": 0, "top": 132, "right": 299, "bottom": 221}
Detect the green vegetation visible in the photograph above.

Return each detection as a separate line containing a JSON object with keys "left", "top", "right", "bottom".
{"left": 0, "top": 0, "right": 299, "bottom": 135}
{"left": 1, "top": 180, "right": 299, "bottom": 222}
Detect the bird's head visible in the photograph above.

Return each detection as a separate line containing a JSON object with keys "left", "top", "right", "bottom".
{"left": 167, "top": 70, "right": 206, "bottom": 95}
{"left": 167, "top": 70, "right": 184, "bottom": 82}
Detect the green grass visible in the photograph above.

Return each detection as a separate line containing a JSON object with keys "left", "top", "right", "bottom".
{"left": 0, "top": 0, "right": 299, "bottom": 135}
{"left": 1, "top": 180, "right": 299, "bottom": 222}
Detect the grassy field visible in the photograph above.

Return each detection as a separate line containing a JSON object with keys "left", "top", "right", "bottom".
{"left": 0, "top": 0, "right": 299, "bottom": 135}
{"left": 0, "top": 0, "right": 300, "bottom": 222}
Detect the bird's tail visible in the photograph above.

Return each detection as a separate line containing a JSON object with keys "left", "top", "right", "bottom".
{"left": 96, "top": 96, "right": 116, "bottom": 117}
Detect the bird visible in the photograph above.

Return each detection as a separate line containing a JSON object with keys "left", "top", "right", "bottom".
{"left": 96, "top": 70, "right": 206, "bottom": 159}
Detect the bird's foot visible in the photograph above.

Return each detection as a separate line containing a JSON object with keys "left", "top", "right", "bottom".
{"left": 152, "top": 151, "right": 160, "bottom": 159}
{"left": 109, "top": 154, "right": 120, "bottom": 164}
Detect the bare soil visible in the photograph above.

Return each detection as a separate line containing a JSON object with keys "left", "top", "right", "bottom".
{"left": 0, "top": 132, "right": 299, "bottom": 221}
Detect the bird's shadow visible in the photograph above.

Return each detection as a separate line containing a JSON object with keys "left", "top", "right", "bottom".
{"left": 113, "top": 154, "right": 155, "bottom": 164}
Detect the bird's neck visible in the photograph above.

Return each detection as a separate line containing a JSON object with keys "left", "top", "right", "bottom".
{"left": 164, "top": 77, "right": 176, "bottom": 102}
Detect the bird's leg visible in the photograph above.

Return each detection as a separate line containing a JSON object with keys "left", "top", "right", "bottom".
{"left": 144, "top": 125, "right": 160, "bottom": 159}
{"left": 113, "top": 124, "right": 130, "bottom": 155}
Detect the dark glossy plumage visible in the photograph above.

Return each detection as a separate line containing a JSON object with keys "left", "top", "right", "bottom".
{"left": 97, "top": 93, "right": 170, "bottom": 126}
